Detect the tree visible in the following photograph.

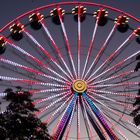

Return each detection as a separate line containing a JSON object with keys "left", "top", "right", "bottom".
{"left": 0, "top": 88, "right": 51, "bottom": 140}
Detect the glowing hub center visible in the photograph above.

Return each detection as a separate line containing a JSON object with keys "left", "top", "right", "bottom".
{"left": 72, "top": 79, "right": 87, "bottom": 94}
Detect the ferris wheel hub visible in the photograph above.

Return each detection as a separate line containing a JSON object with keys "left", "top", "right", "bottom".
{"left": 72, "top": 79, "right": 87, "bottom": 94}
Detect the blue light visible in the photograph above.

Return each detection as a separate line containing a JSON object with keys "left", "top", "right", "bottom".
{"left": 82, "top": 93, "right": 116, "bottom": 140}
{"left": 56, "top": 94, "right": 77, "bottom": 140}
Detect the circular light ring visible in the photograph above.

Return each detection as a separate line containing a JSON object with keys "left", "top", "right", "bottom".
{"left": 0, "top": 2, "right": 140, "bottom": 32}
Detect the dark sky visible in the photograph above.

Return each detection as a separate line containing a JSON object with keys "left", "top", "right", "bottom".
{"left": 0, "top": 0, "right": 140, "bottom": 29}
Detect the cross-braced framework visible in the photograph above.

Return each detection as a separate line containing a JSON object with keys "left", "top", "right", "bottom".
{"left": 0, "top": 2, "right": 140, "bottom": 139}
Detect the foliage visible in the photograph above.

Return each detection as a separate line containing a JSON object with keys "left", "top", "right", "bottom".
{"left": 0, "top": 88, "right": 51, "bottom": 140}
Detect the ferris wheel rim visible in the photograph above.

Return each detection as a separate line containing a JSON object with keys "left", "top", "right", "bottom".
{"left": 0, "top": 1, "right": 140, "bottom": 33}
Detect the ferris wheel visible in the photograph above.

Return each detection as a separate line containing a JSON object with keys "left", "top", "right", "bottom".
{"left": 0, "top": 1, "right": 140, "bottom": 139}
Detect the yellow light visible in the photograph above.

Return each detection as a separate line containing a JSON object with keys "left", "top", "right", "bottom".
{"left": 72, "top": 79, "right": 87, "bottom": 93}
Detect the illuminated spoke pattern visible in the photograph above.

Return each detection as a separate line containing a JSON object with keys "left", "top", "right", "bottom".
{"left": 0, "top": 1, "right": 140, "bottom": 139}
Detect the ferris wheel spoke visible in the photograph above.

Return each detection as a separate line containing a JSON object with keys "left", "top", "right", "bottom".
{"left": 93, "top": 102, "right": 128, "bottom": 140}
{"left": 4, "top": 37, "right": 48, "bottom": 68}
{"left": 81, "top": 13, "right": 99, "bottom": 79}
{"left": 22, "top": 26, "right": 73, "bottom": 81}
{"left": 91, "top": 70, "right": 134, "bottom": 85}
{"left": 33, "top": 90, "right": 70, "bottom": 105}
{"left": 0, "top": 63, "right": 44, "bottom": 83}
{"left": 31, "top": 89, "right": 70, "bottom": 100}
{"left": 83, "top": 20, "right": 119, "bottom": 80}
{"left": 85, "top": 104, "right": 109, "bottom": 140}
{"left": 92, "top": 97, "right": 132, "bottom": 138}
{"left": 90, "top": 89, "right": 140, "bottom": 98}
{"left": 81, "top": 96, "right": 95, "bottom": 140}
{"left": 95, "top": 76, "right": 139, "bottom": 92}
{"left": 88, "top": 90, "right": 136, "bottom": 109}
{"left": 86, "top": 31, "right": 134, "bottom": 83}
{"left": 47, "top": 67, "right": 71, "bottom": 84}
{"left": 0, "top": 83, "right": 33, "bottom": 91}
{"left": 52, "top": 94, "right": 77, "bottom": 140}
{"left": 77, "top": 96, "right": 81, "bottom": 140}
{"left": 44, "top": 94, "right": 73, "bottom": 125}
{"left": 100, "top": 58, "right": 136, "bottom": 81}
{"left": 38, "top": 100, "right": 65, "bottom": 121}
{"left": 89, "top": 94, "right": 140, "bottom": 131}
{"left": 29, "top": 87, "right": 69, "bottom": 94}
{"left": 104, "top": 110, "right": 140, "bottom": 139}
{"left": 82, "top": 93, "right": 114, "bottom": 140}
{"left": 106, "top": 103, "right": 132, "bottom": 116}
{"left": 95, "top": 42, "right": 132, "bottom": 80}
{"left": 115, "top": 74, "right": 139, "bottom": 84}
{"left": 0, "top": 58, "right": 68, "bottom": 84}
{"left": 3, "top": 37, "right": 70, "bottom": 83}
{"left": 93, "top": 76, "right": 139, "bottom": 90}
{"left": 90, "top": 81, "right": 139, "bottom": 89}
{"left": 77, "top": 5, "right": 81, "bottom": 79}
{"left": 57, "top": 6, "right": 77, "bottom": 79}
{"left": 97, "top": 76, "right": 140, "bottom": 92}
{"left": 37, "top": 98, "right": 66, "bottom": 115}
{"left": 34, "top": 91, "right": 71, "bottom": 116}
{"left": 46, "top": 104, "right": 68, "bottom": 129}
{"left": 0, "top": 76, "right": 69, "bottom": 88}
{"left": 40, "top": 19, "right": 74, "bottom": 80}
{"left": 87, "top": 50, "right": 140, "bottom": 83}
{"left": 92, "top": 102, "right": 127, "bottom": 139}
{"left": 49, "top": 103, "right": 71, "bottom": 138}
{"left": 64, "top": 96, "right": 77, "bottom": 140}
{"left": 115, "top": 88, "right": 139, "bottom": 93}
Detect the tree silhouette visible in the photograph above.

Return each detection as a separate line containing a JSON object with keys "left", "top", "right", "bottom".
{"left": 0, "top": 88, "right": 51, "bottom": 140}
